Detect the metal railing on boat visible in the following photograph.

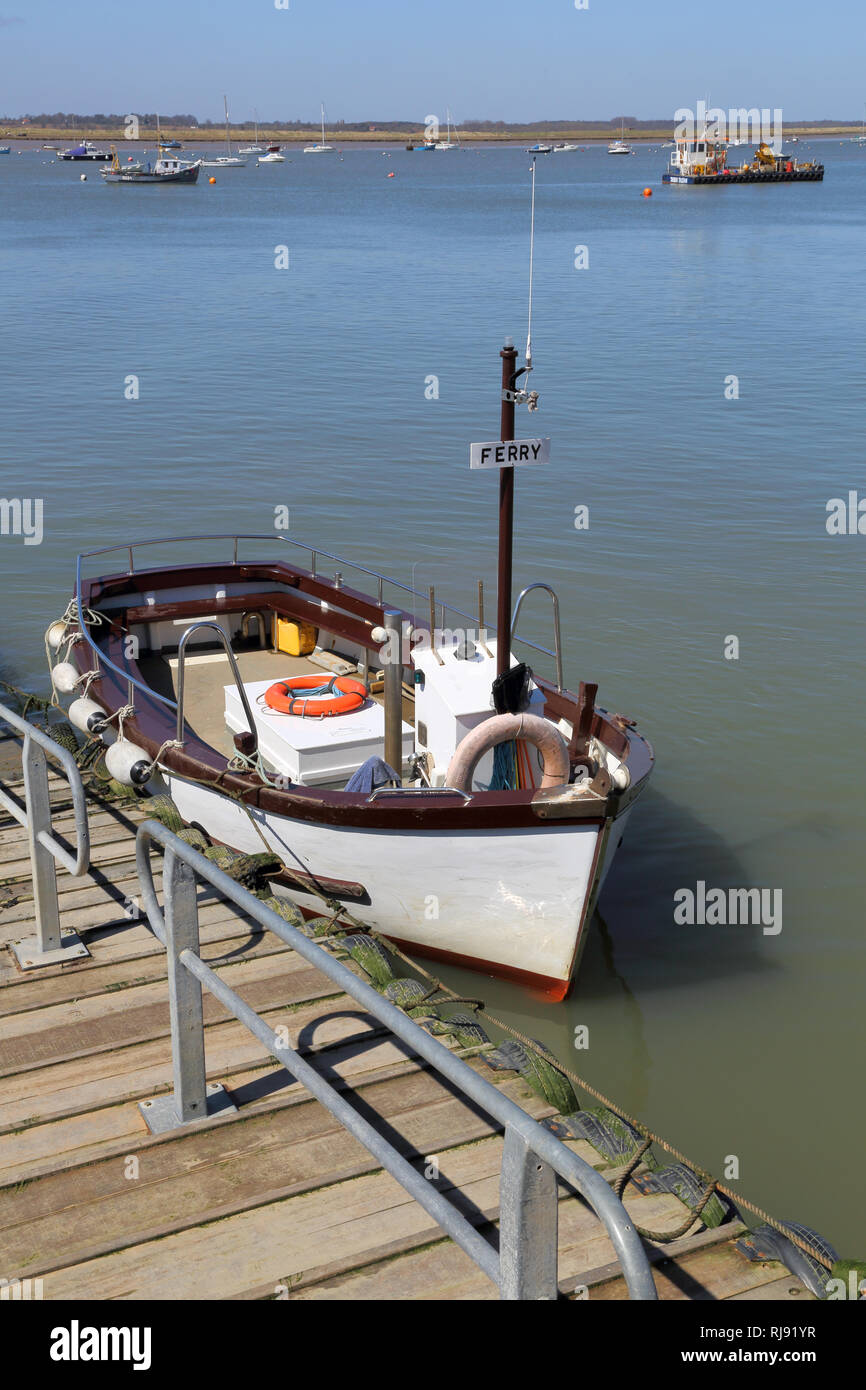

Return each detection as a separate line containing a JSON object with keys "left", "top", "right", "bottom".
{"left": 135, "top": 818, "right": 657, "bottom": 1301}
{"left": 75, "top": 536, "right": 567, "bottom": 710}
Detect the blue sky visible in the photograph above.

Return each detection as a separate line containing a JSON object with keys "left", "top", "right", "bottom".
{"left": 1, "top": 0, "right": 864, "bottom": 122}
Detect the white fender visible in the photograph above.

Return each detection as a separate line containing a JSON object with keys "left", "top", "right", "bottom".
{"left": 68, "top": 697, "right": 107, "bottom": 735}
{"left": 446, "top": 712, "right": 570, "bottom": 793}
{"left": 105, "top": 739, "right": 152, "bottom": 787}
{"left": 51, "top": 662, "right": 79, "bottom": 694}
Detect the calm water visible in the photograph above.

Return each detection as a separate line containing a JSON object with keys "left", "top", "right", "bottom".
{"left": 2, "top": 139, "right": 864, "bottom": 1252}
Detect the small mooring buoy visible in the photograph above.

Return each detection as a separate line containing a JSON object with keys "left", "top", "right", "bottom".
{"left": 387, "top": 171, "right": 395, "bottom": 178}
{"left": 80, "top": 173, "right": 87, "bottom": 181}
{"left": 642, "top": 187, "right": 653, "bottom": 197}
{"left": 209, "top": 176, "right": 216, "bottom": 184}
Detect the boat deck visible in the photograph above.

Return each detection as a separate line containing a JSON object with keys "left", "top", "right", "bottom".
{"left": 0, "top": 740, "right": 812, "bottom": 1301}
{"left": 139, "top": 646, "right": 415, "bottom": 768}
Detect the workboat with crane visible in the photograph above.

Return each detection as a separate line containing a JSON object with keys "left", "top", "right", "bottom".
{"left": 47, "top": 173, "right": 653, "bottom": 1002}
{"left": 663, "top": 127, "right": 824, "bottom": 184}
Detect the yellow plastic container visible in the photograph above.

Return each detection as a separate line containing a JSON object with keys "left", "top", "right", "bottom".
{"left": 274, "top": 617, "right": 318, "bottom": 657}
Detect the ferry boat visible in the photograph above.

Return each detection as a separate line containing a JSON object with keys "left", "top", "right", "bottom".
{"left": 53, "top": 341, "right": 654, "bottom": 1002}
{"left": 663, "top": 130, "right": 824, "bottom": 184}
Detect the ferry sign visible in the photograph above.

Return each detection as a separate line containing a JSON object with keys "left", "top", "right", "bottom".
{"left": 470, "top": 438, "right": 550, "bottom": 470}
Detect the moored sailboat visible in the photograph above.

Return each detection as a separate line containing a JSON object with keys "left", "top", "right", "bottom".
{"left": 201, "top": 96, "right": 247, "bottom": 167}
{"left": 304, "top": 103, "right": 335, "bottom": 153}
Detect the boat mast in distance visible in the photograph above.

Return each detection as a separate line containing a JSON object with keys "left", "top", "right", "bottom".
{"left": 304, "top": 103, "right": 335, "bottom": 153}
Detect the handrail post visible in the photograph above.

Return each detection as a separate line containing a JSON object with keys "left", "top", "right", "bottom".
{"left": 1, "top": 701, "right": 91, "bottom": 971}
{"left": 499, "top": 1126, "right": 559, "bottom": 1300}
{"left": 22, "top": 733, "right": 62, "bottom": 955}
{"left": 139, "top": 847, "right": 236, "bottom": 1133}
{"left": 167, "top": 849, "right": 207, "bottom": 1124}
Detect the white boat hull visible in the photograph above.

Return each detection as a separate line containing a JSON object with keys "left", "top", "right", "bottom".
{"left": 163, "top": 773, "right": 629, "bottom": 997}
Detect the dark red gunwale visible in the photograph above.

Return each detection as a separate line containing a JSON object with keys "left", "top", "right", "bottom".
{"left": 74, "top": 560, "right": 653, "bottom": 832}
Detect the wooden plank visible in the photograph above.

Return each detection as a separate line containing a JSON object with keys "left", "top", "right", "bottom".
{"left": 0, "top": 868, "right": 164, "bottom": 925}
{"left": 0, "top": 907, "right": 271, "bottom": 1008}
{"left": 0, "top": 935, "right": 298, "bottom": 1013}
{"left": 591, "top": 1240, "right": 794, "bottom": 1301}
{"left": 23, "top": 1135, "right": 682, "bottom": 1300}
{"left": 0, "top": 806, "right": 142, "bottom": 851}
{"left": 299, "top": 1217, "right": 752, "bottom": 1304}
{"left": 0, "top": 1073, "right": 549, "bottom": 1278}
{"left": 729, "top": 1274, "right": 816, "bottom": 1301}
{"left": 0, "top": 956, "right": 346, "bottom": 1077}
{"left": 0, "top": 837, "right": 157, "bottom": 883}
{"left": 0, "top": 1049, "right": 511, "bottom": 1185}
{"left": 0, "top": 1002, "right": 424, "bottom": 1137}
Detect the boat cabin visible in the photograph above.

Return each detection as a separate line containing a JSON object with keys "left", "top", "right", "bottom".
{"left": 668, "top": 134, "right": 728, "bottom": 177}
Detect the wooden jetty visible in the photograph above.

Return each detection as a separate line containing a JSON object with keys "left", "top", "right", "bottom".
{"left": 0, "top": 738, "right": 813, "bottom": 1301}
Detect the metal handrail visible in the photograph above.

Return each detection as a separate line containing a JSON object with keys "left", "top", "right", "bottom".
{"left": 0, "top": 702, "right": 90, "bottom": 876}
{"left": 74, "top": 538, "right": 567, "bottom": 715}
{"left": 511, "top": 583, "right": 564, "bottom": 691}
{"left": 0, "top": 700, "right": 90, "bottom": 964}
{"left": 175, "top": 622, "right": 258, "bottom": 754}
{"left": 366, "top": 785, "right": 473, "bottom": 803}
{"left": 135, "top": 820, "right": 656, "bottom": 1300}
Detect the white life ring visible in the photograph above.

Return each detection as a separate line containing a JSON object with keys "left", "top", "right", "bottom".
{"left": 446, "top": 712, "right": 570, "bottom": 793}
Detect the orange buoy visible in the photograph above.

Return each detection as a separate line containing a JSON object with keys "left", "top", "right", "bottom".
{"left": 264, "top": 674, "right": 368, "bottom": 718}
{"left": 387, "top": 171, "right": 395, "bottom": 178}
{"left": 208, "top": 176, "right": 216, "bottom": 184}
{"left": 642, "top": 187, "right": 653, "bottom": 197}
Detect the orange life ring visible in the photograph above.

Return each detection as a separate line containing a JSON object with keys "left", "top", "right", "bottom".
{"left": 264, "top": 674, "right": 368, "bottom": 718}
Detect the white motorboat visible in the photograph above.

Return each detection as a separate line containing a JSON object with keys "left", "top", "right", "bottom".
{"left": 60, "top": 139, "right": 111, "bottom": 161}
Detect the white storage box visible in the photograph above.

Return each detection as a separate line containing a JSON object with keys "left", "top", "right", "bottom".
{"left": 413, "top": 637, "right": 546, "bottom": 788}
{"left": 225, "top": 679, "right": 414, "bottom": 788}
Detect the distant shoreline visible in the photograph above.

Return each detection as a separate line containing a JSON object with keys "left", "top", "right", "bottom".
{"left": 5, "top": 123, "right": 866, "bottom": 145}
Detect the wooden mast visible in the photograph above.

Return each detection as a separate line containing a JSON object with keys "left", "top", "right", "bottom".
{"left": 497, "top": 340, "right": 518, "bottom": 677}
